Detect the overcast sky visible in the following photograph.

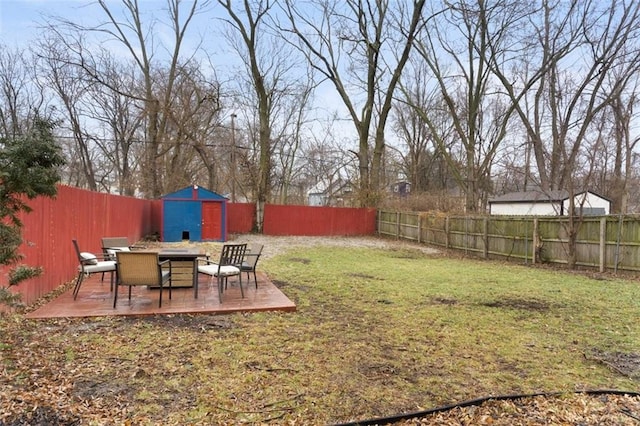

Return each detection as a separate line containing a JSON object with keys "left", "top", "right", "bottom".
{"left": 0, "top": 0, "right": 363, "bottom": 147}
{"left": 1, "top": 1, "right": 87, "bottom": 46}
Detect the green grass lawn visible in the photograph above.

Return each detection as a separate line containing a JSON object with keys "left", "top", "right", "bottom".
{"left": 1, "top": 244, "right": 639, "bottom": 424}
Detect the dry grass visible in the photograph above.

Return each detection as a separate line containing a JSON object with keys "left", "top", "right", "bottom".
{"left": 1, "top": 236, "right": 639, "bottom": 425}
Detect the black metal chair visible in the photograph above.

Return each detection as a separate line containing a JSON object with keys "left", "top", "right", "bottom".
{"left": 197, "top": 243, "right": 247, "bottom": 302}
{"left": 241, "top": 243, "right": 263, "bottom": 288}
{"left": 72, "top": 239, "right": 117, "bottom": 300}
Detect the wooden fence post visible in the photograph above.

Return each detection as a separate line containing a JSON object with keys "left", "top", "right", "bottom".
{"left": 532, "top": 218, "right": 539, "bottom": 264}
{"left": 445, "top": 216, "right": 450, "bottom": 249}
{"left": 483, "top": 217, "right": 489, "bottom": 259}
{"left": 418, "top": 214, "right": 422, "bottom": 244}
{"left": 599, "top": 217, "right": 606, "bottom": 273}
{"left": 396, "top": 211, "right": 400, "bottom": 240}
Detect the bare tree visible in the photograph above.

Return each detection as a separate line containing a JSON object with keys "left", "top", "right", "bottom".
{"left": 0, "top": 45, "right": 48, "bottom": 138}
{"left": 282, "top": 0, "right": 427, "bottom": 207}
{"left": 406, "top": 0, "right": 536, "bottom": 212}
{"left": 602, "top": 72, "right": 640, "bottom": 213}
{"left": 393, "top": 59, "right": 458, "bottom": 194}
{"left": 35, "top": 33, "right": 101, "bottom": 191}
{"left": 488, "top": 1, "right": 640, "bottom": 193}
{"left": 217, "top": 0, "right": 313, "bottom": 229}
{"left": 47, "top": 0, "right": 210, "bottom": 197}
{"left": 82, "top": 58, "right": 144, "bottom": 196}
{"left": 484, "top": 0, "right": 640, "bottom": 266}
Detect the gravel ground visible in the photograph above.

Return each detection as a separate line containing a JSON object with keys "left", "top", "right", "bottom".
{"left": 226, "top": 234, "right": 441, "bottom": 259}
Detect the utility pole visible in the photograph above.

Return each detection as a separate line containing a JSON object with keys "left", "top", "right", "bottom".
{"left": 230, "top": 113, "right": 237, "bottom": 203}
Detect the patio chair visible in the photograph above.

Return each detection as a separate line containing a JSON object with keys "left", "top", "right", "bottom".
{"left": 114, "top": 251, "right": 172, "bottom": 308}
{"left": 197, "top": 243, "right": 247, "bottom": 302}
{"left": 241, "top": 243, "right": 263, "bottom": 288}
{"left": 101, "top": 236, "right": 145, "bottom": 259}
{"left": 100, "top": 237, "right": 138, "bottom": 281}
{"left": 72, "top": 239, "right": 117, "bottom": 300}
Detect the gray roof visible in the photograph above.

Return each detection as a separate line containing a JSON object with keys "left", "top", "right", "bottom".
{"left": 489, "top": 190, "right": 569, "bottom": 204}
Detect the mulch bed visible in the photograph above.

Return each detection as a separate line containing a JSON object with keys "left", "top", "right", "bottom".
{"left": 342, "top": 392, "right": 640, "bottom": 425}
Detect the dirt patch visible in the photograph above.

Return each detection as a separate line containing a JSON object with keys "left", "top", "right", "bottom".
{"left": 271, "top": 279, "right": 290, "bottom": 288}
{"left": 481, "top": 297, "right": 552, "bottom": 312}
{"left": 347, "top": 272, "right": 384, "bottom": 280}
{"left": 358, "top": 362, "right": 399, "bottom": 380}
{"left": 587, "top": 349, "right": 640, "bottom": 379}
{"left": 120, "top": 314, "right": 236, "bottom": 331}
{"left": 288, "top": 257, "right": 311, "bottom": 264}
{"left": 74, "top": 379, "right": 131, "bottom": 400}
{"left": 431, "top": 297, "right": 459, "bottom": 305}
{"left": 0, "top": 406, "right": 80, "bottom": 426}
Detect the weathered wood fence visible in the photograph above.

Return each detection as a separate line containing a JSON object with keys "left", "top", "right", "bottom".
{"left": 377, "top": 210, "right": 640, "bottom": 273}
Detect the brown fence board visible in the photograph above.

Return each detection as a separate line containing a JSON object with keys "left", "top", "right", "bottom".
{"left": 377, "top": 210, "right": 640, "bottom": 274}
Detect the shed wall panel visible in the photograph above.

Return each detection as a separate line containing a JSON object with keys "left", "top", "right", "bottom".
{"left": 162, "top": 200, "right": 202, "bottom": 242}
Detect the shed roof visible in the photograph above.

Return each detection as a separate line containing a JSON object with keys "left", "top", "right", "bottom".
{"left": 161, "top": 185, "right": 227, "bottom": 200}
{"left": 489, "top": 189, "right": 610, "bottom": 204}
{"left": 489, "top": 190, "right": 568, "bottom": 204}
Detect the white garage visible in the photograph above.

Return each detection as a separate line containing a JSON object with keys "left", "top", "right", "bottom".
{"left": 488, "top": 190, "right": 611, "bottom": 216}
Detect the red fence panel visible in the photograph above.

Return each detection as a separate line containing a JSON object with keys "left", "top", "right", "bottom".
{"left": 3, "top": 191, "right": 376, "bottom": 307}
{"left": 150, "top": 199, "right": 163, "bottom": 239}
{"left": 263, "top": 204, "right": 376, "bottom": 236}
{"left": 227, "top": 202, "right": 255, "bottom": 234}
{"left": 2, "top": 185, "right": 156, "bottom": 306}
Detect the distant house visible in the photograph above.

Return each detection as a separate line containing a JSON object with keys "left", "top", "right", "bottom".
{"left": 307, "top": 179, "right": 354, "bottom": 207}
{"left": 488, "top": 190, "right": 611, "bottom": 216}
{"left": 392, "top": 181, "right": 411, "bottom": 197}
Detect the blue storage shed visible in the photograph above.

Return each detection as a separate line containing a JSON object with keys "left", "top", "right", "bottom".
{"left": 161, "top": 185, "right": 228, "bottom": 242}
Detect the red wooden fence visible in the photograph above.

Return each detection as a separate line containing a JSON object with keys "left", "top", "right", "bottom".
{"left": 3, "top": 186, "right": 376, "bottom": 306}
{"left": 263, "top": 204, "right": 376, "bottom": 236}
{"left": 2, "top": 185, "right": 156, "bottom": 306}
{"left": 227, "top": 202, "right": 255, "bottom": 234}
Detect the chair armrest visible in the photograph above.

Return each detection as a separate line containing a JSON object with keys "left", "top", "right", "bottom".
{"left": 197, "top": 257, "right": 218, "bottom": 265}
{"left": 82, "top": 255, "right": 112, "bottom": 264}
{"left": 158, "top": 259, "right": 171, "bottom": 266}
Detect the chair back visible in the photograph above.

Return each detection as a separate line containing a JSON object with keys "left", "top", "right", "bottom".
{"left": 102, "top": 237, "right": 131, "bottom": 260}
{"left": 116, "top": 251, "right": 162, "bottom": 286}
{"left": 73, "top": 239, "right": 97, "bottom": 266}
{"left": 102, "top": 237, "right": 129, "bottom": 250}
{"left": 72, "top": 239, "right": 82, "bottom": 262}
{"left": 219, "top": 243, "right": 247, "bottom": 268}
{"left": 245, "top": 244, "right": 264, "bottom": 268}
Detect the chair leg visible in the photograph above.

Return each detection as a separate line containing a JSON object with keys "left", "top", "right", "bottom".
{"left": 72, "top": 272, "right": 85, "bottom": 300}
{"left": 159, "top": 282, "right": 163, "bottom": 308}
{"left": 253, "top": 270, "right": 258, "bottom": 288}
{"left": 113, "top": 282, "right": 119, "bottom": 308}
{"left": 217, "top": 276, "right": 224, "bottom": 303}
{"left": 194, "top": 274, "right": 199, "bottom": 299}
{"left": 239, "top": 273, "right": 244, "bottom": 298}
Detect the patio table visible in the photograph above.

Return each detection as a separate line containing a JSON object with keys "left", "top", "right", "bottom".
{"left": 157, "top": 248, "right": 205, "bottom": 292}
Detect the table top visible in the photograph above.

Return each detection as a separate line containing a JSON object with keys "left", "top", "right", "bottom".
{"left": 158, "top": 248, "right": 204, "bottom": 258}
